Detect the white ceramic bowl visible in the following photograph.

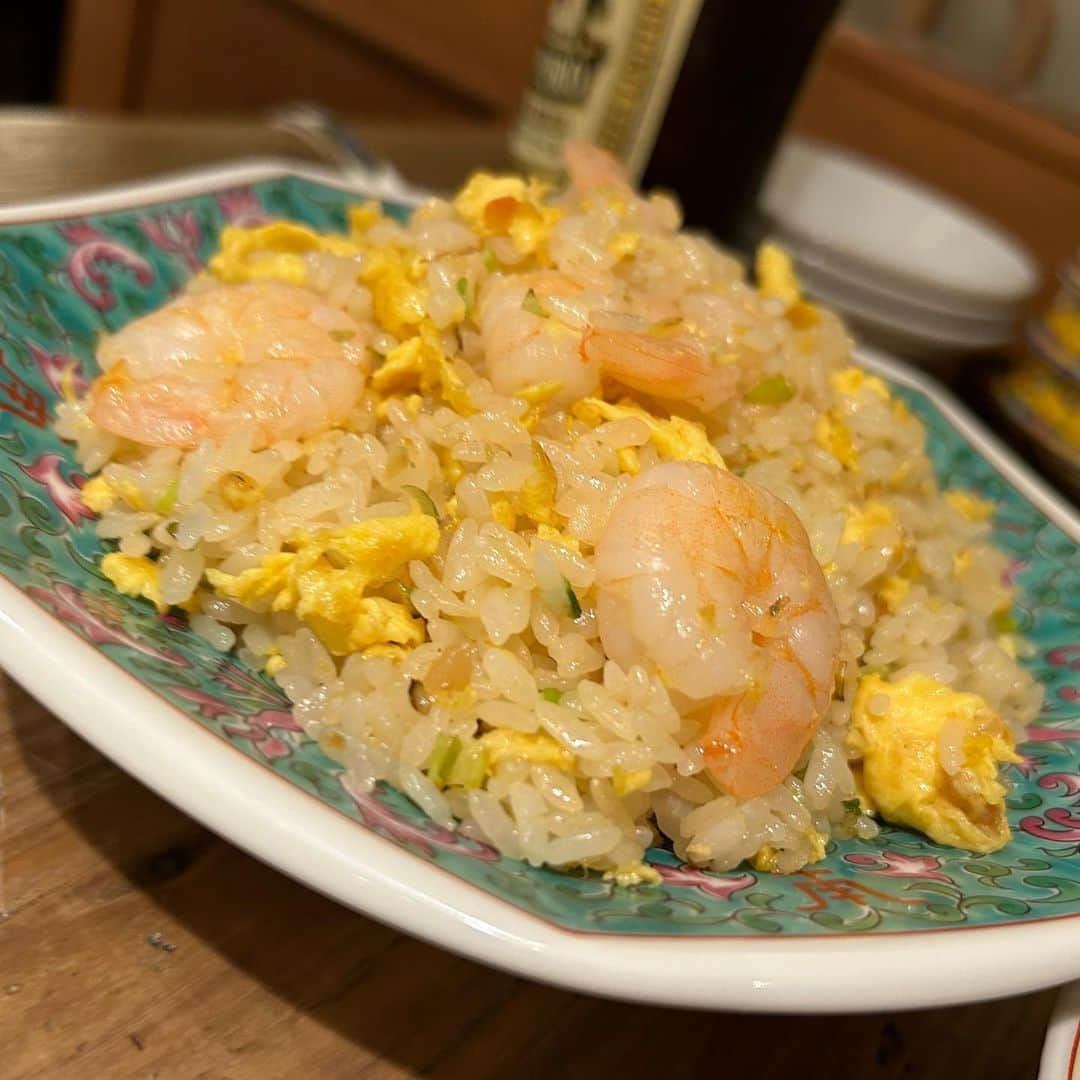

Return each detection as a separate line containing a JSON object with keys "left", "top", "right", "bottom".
{"left": 761, "top": 138, "right": 1039, "bottom": 319}
{"left": 794, "top": 261, "right": 1013, "bottom": 372}
{"left": 782, "top": 230, "right": 1018, "bottom": 335}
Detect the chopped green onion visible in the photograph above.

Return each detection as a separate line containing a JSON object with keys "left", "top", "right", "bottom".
{"left": 329, "top": 328, "right": 355, "bottom": 343}
{"left": 540, "top": 687, "right": 563, "bottom": 703}
{"left": 842, "top": 798, "right": 862, "bottom": 816}
{"left": 425, "top": 733, "right": 462, "bottom": 787}
{"left": 647, "top": 316, "right": 682, "bottom": 337}
{"left": 521, "top": 288, "right": 547, "bottom": 318}
{"left": 454, "top": 277, "right": 472, "bottom": 318}
{"left": 448, "top": 742, "right": 489, "bottom": 788}
{"left": 990, "top": 610, "right": 1017, "bottom": 634}
{"left": 833, "top": 660, "right": 848, "bottom": 701}
{"left": 745, "top": 374, "right": 796, "bottom": 405}
{"left": 385, "top": 579, "right": 416, "bottom": 611}
{"left": 564, "top": 577, "right": 582, "bottom": 619}
{"left": 154, "top": 478, "right": 178, "bottom": 514}
{"left": 483, "top": 247, "right": 498, "bottom": 272}
{"left": 401, "top": 484, "right": 439, "bottom": 519}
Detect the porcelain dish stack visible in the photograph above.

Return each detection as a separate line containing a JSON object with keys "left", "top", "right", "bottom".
{"left": 759, "top": 138, "right": 1040, "bottom": 372}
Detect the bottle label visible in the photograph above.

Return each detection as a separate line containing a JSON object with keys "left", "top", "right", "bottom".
{"left": 510, "top": 0, "right": 704, "bottom": 181}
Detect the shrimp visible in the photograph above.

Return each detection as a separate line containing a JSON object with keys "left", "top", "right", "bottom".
{"left": 580, "top": 327, "right": 738, "bottom": 414}
{"left": 89, "top": 280, "right": 370, "bottom": 450}
{"left": 478, "top": 273, "right": 738, "bottom": 413}
{"left": 563, "top": 140, "right": 631, "bottom": 194}
{"left": 594, "top": 461, "right": 840, "bottom": 799}
{"left": 477, "top": 271, "right": 602, "bottom": 406}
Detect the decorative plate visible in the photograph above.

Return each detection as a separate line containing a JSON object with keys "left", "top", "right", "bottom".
{"left": 0, "top": 161, "right": 1076, "bottom": 1013}
{"left": 1041, "top": 982, "right": 1080, "bottom": 1080}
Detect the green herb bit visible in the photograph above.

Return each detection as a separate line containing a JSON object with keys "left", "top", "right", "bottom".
{"left": 154, "top": 477, "right": 179, "bottom": 514}
{"left": 832, "top": 660, "right": 848, "bottom": 701}
{"left": 540, "top": 687, "right": 563, "bottom": 703}
{"left": 521, "top": 288, "right": 548, "bottom": 318}
{"left": 425, "top": 733, "right": 462, "bottom": 787}
{"left": 990, "top": 609, "right": 1017, "bottom": 634}
{"left": 483, "top": 247, "right": 498, "bottom": 272}
{"left": 448, "top": 743, "right": 489, "bottom": 789}
{"left": 745, "top": 374, "right": 795, "bottom": 405}
{"left": 564, "top": 577, "right": 582, "bottom": 619}
{"left": 455, "top": 277, "right": 469, "bottom": 300}
{"left": 842, "top": 798, "right": 862, "bottom": 816}
{"left": 385, "top": 579, "right": 416, "bottom": 612}
{"left": 647, "top": 316, "right": 682, "bottom": 337}
{"left": 401, "top": 484, "right": 439, "bottom": 520}
{"left": 329, "top": 328, "right": 356, "bottom": 343}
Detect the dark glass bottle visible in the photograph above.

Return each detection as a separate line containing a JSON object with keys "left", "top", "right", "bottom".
{"left": 511, "top": 0, "right": 840, "bottom": 249}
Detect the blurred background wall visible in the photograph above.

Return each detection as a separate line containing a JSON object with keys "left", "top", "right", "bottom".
{"left": 2, "top": 0, "right": 1077, "bottom": 286}
{"left": 26, "top": 0, "right": 1074, "bottom": 125}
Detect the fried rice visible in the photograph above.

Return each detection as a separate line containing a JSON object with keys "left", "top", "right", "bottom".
{"left": 56, "top": 150, "right": 1043, "bottom": 881}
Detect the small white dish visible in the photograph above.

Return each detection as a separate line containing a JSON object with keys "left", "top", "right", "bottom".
{"left": 761, "top": 138, "right": 1039, "bottom": 318}
{"left": 798, "top": 266, "right": 1012, "bottom": 370}
{"left": 783, "top": 231, "right": 1017, "bottom": 335}
{"left": 1040, "top": 982, "right": 1080, "bottom": 1080}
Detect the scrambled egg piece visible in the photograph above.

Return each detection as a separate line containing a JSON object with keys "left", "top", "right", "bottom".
{"left": 453, "top": 173, "right": 562, "bottom": 257}
{"left": 371, "top": 329, "right": 474, "bottom": 415}
{"left": 81, "top": 475, "right": 118, "bottom": 513}
{"left": 945, "top": 489, "right": 995, "bottom": 523}
{"left": 607, "top": 231, "right": 640, "bottom": 260}
{"left": 842, "top": 501, "right": 897, "bottom": 547}
{"left": 751, "top": 830, "right": 827, "bottom": 873}
{"left": 536, "top": 524, "right": 582, "bottom": 553}
{"left": 210, "top": 223, "right": 357, "bottom": 286}
{"left": 80, "top": 473, "right": 158, "bottom": 513}
{"left": 815, "top": 413, "right": 858, "bottom": 470}
{"left": 612, "top": 766, "right": 652, "bottom": 796}
{"left": 572, "top": 397, "right": 725, "bottom": 469}
{"left": 756, "top": 242, "right": 802, "bottom": 307}
{"left": 206, "top": 514, "right": 439, "bottom": 656}
{"left": 830, "top": 366, "right": 890, "bottom": 401}
{"left": 101, "top": 553, "right": 166, "bottom": 613}
{"left": 347, "top": 200, "right": 382, "bottom": 237}
{"left": 263, "top": 645, "right": 286, "bottom": 677}
{"left": 507, "top": 442, "right": 559, "bottom": 527}
{"left": 515, "top": 379, "right": 564, "bottom": 431}
{"left": 754, "top": 242, "right": 823, "bottom": 329}
{"left": 848, "top": 673, "right": 1021, "bottom": 853}
{"left": 359, "top": 246, "right": 428, "bottom": 339}
{"left": 603, "top": 861, "right": 662, "bottom": 887}
{"left": 841, "top": 501, "right": 906, "bottom": 571}
{"left": 877, "top": 574, "right": 912, "bottom": 613}
{"left": 477, "top": 729, "right": 575, "bottom": 771}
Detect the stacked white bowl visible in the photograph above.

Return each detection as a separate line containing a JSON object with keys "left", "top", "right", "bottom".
{"left": 758, "top": 138, "right": 1040, "bottom": 371}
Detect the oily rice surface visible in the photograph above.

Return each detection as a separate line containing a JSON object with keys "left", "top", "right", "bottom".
{"left": 57, "top": 170, "right": 1042, "bottom": 878}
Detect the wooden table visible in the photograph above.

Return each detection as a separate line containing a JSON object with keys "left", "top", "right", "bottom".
{"left": 0, "top": 110, "right": 1063, "bottom": 1079}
